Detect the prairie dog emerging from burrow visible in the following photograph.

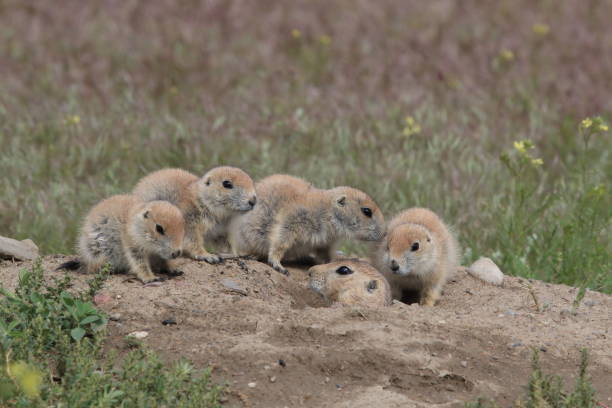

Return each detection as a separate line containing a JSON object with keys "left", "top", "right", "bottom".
{"left": 373, "top": 207, "right": 459, "bottom": 306}
{"left": 308, "top": 259, "right": 392, "bottom": 307}
{"left": 229, "top": 174, "right": 385, "bottom": 275}
{"left": 133, "top": 167, "right": 256, "bottom": 264}
{"left": 59, "top": 195, "right": 185, "bottom": 283}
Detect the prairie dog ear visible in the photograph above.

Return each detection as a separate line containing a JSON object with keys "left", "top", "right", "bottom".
{"left": 366, "top": 280, "right": 378, "bottom": 293}
{"left": 143, "top": 210, "right": 150, "bottom": 219}
{"left": 336, "top": 196, "right": 346, "bottom": 206}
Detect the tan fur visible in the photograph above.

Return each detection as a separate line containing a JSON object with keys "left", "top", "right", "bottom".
{"left": 229, "top": 175, "right": 385, "bottom": 274}
{"left": 133, "top": 167, "right": 256, "bottom": 263}
{"left": 373, "top": 208, "right": 460, "bottom": 306}
{"left": 308, "top": 259, "right": 392, "bottom": 307}
{"left": 77, "top": 195, "right": 185, "bottom": 282}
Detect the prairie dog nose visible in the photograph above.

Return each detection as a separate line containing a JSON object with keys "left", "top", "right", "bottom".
{"left": 171, "top": 250, "right": 181, "bottom": 259}
{"left": 248, "top": 196, "right": 257, "bottom": 208}
{"left": 390, "top": 260, "right": 400, "bottom": 272}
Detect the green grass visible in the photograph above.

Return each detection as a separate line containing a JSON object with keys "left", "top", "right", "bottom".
{"left": 0, "top": 2, "right": 610, "bottom": 292}
{"left": 467, "top": 349, "right": 597, "bottom": 408}
{"left": 0, "top": 261, "right": 222, "bottom": 407}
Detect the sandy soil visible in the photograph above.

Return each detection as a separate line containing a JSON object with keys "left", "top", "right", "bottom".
{"left": 1, "top": 256, "right": 610, "bottom": 408}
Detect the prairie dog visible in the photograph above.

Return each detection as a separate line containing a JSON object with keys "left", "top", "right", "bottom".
{"left": 133, "top": 167, "right": 256, "bottom": 263}
{"left": 373, "top": 208, "right": 459, "bottom": 306}
{"left": 308, "top": 259, "right": 392, "bottom": 307}
{"left": 229, "top": 175, "right": 385, "bottom": 274}
{"left": 59, "top": 195, "right": 185, "bottom": 283}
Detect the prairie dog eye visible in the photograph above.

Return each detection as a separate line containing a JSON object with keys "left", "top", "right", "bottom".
{"left": 335, "top": 266, "right": 353, "bottom": 275}
{"left": 156, "top": 224, "right": 165, "bottom": 235}
{"left": 222, "top": 180, "right": 233, "bottom": 189}
{"left": 411, "top": 242, "right": 419, "bottom": 252}
{"left": 361, "top": 207, "right": 372, "bottom": 218}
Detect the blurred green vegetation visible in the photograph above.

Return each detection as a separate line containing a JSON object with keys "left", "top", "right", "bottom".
{"left": 0, "top": 1, "right": 610, "bottom": 292}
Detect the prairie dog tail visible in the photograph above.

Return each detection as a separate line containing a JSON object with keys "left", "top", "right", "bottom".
{"left": 56, "top": 259, "right": 82, "bottom": 271}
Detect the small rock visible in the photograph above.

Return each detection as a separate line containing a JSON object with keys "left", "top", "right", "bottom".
{"left": 278, "top": 359, "right": 286, "bottom": 368}
{"left": 248, "top": 382, "right": 257, "bottom": 388}
{"left": 468, "top": 257, "right": 504, "bottom": 286}
{"left": 221, "top": 279, "right": 248, "bottom": 296}
{"left": 325, "top": 377, "right": 330, "bottom": 383}
{"left": 93, "top": 293, "right": 112, "bottom": 305}
{"left": 109, "top": 313, "right": 121, "bottom": 321}
{"left": 438, "top": 320, "right": 447, "bottom": 324}
{"left": 264, "top": 365, "right": 271, "bottom": 370}
{"left": 127, "top": 331, "right": 148, "bottom": 339}
{"left": 270, "top": 376, "right": 276, "bottom": 383}
{"left": 335, "top": 384, "right": 343, "bottom": 390}
{"left": 505, "top": 309, "right": 518, "bottom": 317}
{"left": 540, "top": 346, "right": 547, "bottom": 352}
{"left": 460, "top": 361, "right": 468, "bottom": 368}
{"left": 0, "top": 236, "right": 39, "bottom": 261}
{"left": 162, "top": 318, "right": 177, "bottom": 326}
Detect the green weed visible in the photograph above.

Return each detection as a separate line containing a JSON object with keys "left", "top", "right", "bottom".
{"left": 0, "top": 262, "right": 222, "bottom": 407}
{"left": 467, "top": 349, "right": 597, "bottom": 408}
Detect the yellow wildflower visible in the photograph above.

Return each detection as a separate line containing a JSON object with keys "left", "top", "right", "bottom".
{"left": 8, "top": 361, "right": 42, "bottom": 399}
{"left": 599, "top": 124, "right": 608, "bottom": 132}
{"left": 513, "top": 141, "right": 527, "bottom": 154}
{"left": 531, "top": 158, "right": 543, "bottom": 166}
{"left": 589, "top": 184, "right": 606, "bottom": 198}
{"left": 64, "top": 115, "right": 80, "bottom": 125}
{"left": 532, "top": 23, "right": 550, "bottom": 36}
{"left": 319, "top": 35, "right": 331, "bottom": 46}
{"left": 499, "top": 49, "right": 514, "bottom": 62}
{"left": 580, "top": 118, "right": 593, "bottom": 129}
{"left": 403, "top": 116, "right": 422, "bottom": 136}
{"left": 291, "top": 29, "right": 301, "bottom": 39}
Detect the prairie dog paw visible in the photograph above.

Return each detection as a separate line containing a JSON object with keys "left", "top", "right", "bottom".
{"left": 270, "top": 262, "right": 289, "bottom": 276}
{"left": 194, "top": 254, "right": 222, "bottom": 264}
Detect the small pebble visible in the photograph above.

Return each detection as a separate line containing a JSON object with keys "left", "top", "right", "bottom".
{"left": 127, "top": 331, "right": 148, "bottom": 339}
{"left": 540, "top": 346, "right": 547, "bottom": 352}
{"left": 505, "top": 309, "right": 518, "bottom": 317}
{"left": 264, "top": 365, "right": 271, "bottom": 370}
{"left": 93, "top": 293, "right": 112, "bottom": 305}
{"left": 270, "top": 376, "right": 276, "bottom": 383}
{"left": 325, "top": 377, "right": 330, "bottom": 383}
{"left": 109, "top": 313, "right": 121, "bottom": 322}
{"left": 248, "top": 382, "right": 256, "bottom": 388}
{"left": 162, "top": 318, "right": 177, "bottom": 326}
{"left": 335, "top": 384, "right": 343, "bottom": 390}
{"left": 460, "top": 361, "right": 467, "bottom": 368}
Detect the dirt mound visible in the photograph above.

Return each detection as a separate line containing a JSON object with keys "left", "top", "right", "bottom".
{"left": 1, "top": 256, "right": 610, "bottom": 407}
